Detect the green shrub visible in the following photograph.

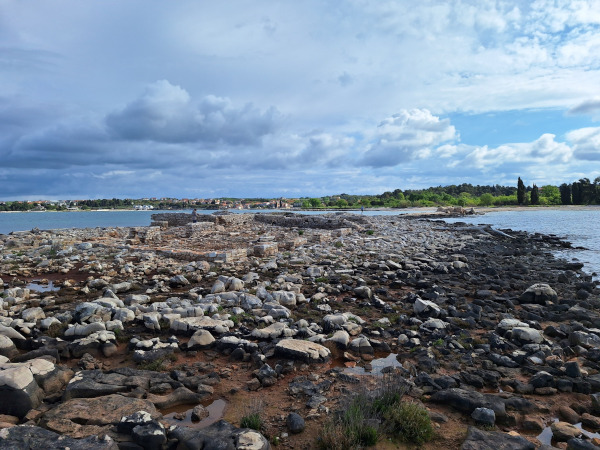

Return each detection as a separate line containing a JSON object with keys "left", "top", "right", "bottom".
{"left": 240, "top": 399, "right": 264, "bottom": 431}
{"left": 384, "top": 401, "right": 434, "bottom": 445}
{"left": 240, "top": 412, "right": 262, "bottom": 430}
{"left": 138, "top": 358, "right": 166, "bottom": 371}
{"left": 366, "top": 230, "right": 374, "bottom": 235}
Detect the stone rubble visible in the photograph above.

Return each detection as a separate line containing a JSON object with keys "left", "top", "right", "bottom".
{"left": 0, "top": 211, "right": 598, "bottom": 448}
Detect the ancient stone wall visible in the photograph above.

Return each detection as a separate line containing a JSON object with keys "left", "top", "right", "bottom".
{"left": 253, "top": 213, "right": 364, "bottom": 230}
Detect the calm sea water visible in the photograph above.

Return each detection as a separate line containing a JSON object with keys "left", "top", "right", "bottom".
{"left": 444, "top": 209, "right": 600, "bottom": 279}
{"left": 0, "top": 208, "right": 433, "bottom": 235}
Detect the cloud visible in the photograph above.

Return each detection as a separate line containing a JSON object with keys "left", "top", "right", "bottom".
{"left": 106, "top": 80, "right": 280, "bottom": 145}
{"left": 462, "top": 133, "right": 572, "bottom": 171}
{"left": 361, "top": 109, "right": 457, "bottom": 167}
{"left": 568, "top": 97, "right": 600, "bottom": 116}
{"left": 566, "top": 127, "right": 600, "bottom": 160}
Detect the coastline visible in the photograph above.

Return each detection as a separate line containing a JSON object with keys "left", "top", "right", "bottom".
{"left": 0, "top": 212, "right": 599, "bottom": 448}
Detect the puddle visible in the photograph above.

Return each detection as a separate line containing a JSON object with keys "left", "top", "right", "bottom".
{"left": 26, "top": 280, "right": 59, "bottom": 292}
{"left": 161, "top": 399, "right": 227, "bottom": 429}
{"left": 537, "top": 418, "right": 600, "bottom": 446}
{"left": 342, "top": 353, "right": 404, "bottom": 375}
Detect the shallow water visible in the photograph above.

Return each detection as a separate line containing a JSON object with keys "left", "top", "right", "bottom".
{"left": 536, "top": 418, "right": 600, "bottom": 446}
{"left": 342, "top": 353, "right": 404, "bottom": 375}
{"left": 161, "top": 398, "right": 227, "bottom": 429}
{"left": 0, "top": 208, "right": 434, "bottom": 235}
{"left": 444, "top": 209, "right": 600, "bottom": 279}
{"left": 26, "top": 281, "right": 59, "bottom": 292}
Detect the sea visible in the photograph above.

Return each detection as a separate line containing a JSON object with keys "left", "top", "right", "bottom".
{"left": 1, "top": 207, "right": 598, "bottom": 279}
{"left": 443, "top": 208, "right": 600, "bottom": 279}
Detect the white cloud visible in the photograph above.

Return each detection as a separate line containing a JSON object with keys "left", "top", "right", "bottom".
{"left": 361, "top": 109, "right": 457, "bottom": 167}
{"left": 566, "top": 127, "right": 600, "bottom": 160}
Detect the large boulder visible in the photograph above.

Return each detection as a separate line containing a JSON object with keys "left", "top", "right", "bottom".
{"left": 519, "top": 283, "right": 558, "bottom": 305}
{"left": 0, "top": 359, "right": 67, "bottom": 419}
{"left": 275, "top": 339, "right": 331, "bottom": 363}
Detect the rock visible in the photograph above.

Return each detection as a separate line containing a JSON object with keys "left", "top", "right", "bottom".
{"left": 354, "top": 286, "right": 372, "bottom": 299}
{"left": 275, "top": 339, "right": 331, "bottom": 362}
{"left": 117, "top": 410, "right": 155, "bottom": 433}
{"left": 0, "top": 336, "right": 18, "bottom": 359}
{"left": 520, "top": 283, "right": 558, "bottom": 305}
{"left": 580, "top": 413, "right": 600, "bottom": 430}
{"left": 559, "top": 405, "right": 581, "bottom": 424}
{"left": 40, "top": 394, "right": 160, "bottom": 437}
{"left": 251, "top": 322, "right": 292, "bottom": 339}
{"left": 0, "top": 359, "right": 57, "bottom": 418}
{"left": 286, "top": 412, "right": 305, "bottom": 433}
{"left": 21, "top": 307, "right": 45, "bottom": 322}
{"left": 169, "top": 275, "right": 190, "bottom": 287}
{"left": 461, "top": 426, "right": 534, "bottom": 449}
{"left": 551, "top": 421, "right": 583, "bottom": 442}
{"left": 430, "top": 389, "right": 506, "bottom": 420}
{"left": 147, "top": 387, "right": 207, "bottom": 409}
{"left": 566, "top": 438, "right": 600, "bottom": 450}
{"left": 226, "top": 277, "right": 244, "bottom": 291}
{"left": 511, "top": 327, "right": 543, "bottom": 344}
{"left": 414, "top": 298, "right": 441, "bottom": 318}
{"left": 0, "top": 425, "right": 118, "bottom": 449}
{"left": 328, "top": 330, "right": 350, "bottom": 349}
{"left": 191, "top": 405, "right": 209, "bottom": 422}
{"left": 132, "top": 421, "right": 167, "bottom": 450}
{"left": 471, "top": 407, "right": 496, "bottom": 426}
{"left": 187, "top": 330, "right": 215, "bottom": 350}
{"left": 169, "top": 420, "right": 269, "bottom": 450}
{"left": 211, "top": 280, "right": 225, "bottom": 294}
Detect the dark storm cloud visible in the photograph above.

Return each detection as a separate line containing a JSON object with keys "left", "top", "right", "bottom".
{"left": 105, "top": 80, "right": 280, "bottom": 145}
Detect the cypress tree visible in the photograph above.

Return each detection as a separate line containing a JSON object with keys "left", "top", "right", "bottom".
{"left": 531, "top": 184, "right": 539, "bottom": 205}
{"left": 517, "top": 177, "right": 525, "bottom": 205}
{"left": 559, "top": 183, "right": 572, "bottom": 204}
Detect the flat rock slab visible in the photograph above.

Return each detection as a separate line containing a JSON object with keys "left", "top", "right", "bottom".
{"left": 461, "top": 426, "right": 534, "bottom": 449}
{"left": 275, "top": 339, "right": 331, "bottom": 362}
{"left": 0, "top": 425, "right": 118, "bottom": 450}
{"left": 40, "top": 394, "right": 160, "bottom": 438}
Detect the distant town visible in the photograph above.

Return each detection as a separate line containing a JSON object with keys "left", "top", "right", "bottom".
{"left": 0, "top": 197, "right": 319, "bottom": 212}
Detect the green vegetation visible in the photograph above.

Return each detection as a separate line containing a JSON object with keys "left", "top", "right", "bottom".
{"left": 3, "top": 176, "right": 600, "bottom": 213}
{"left": 317, "top": 374, "right": 433, "bottom": 449}
{"left": 240, "top": 399, "right": 264, "bottom": 431}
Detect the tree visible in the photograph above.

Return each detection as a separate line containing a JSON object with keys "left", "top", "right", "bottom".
{"left": 517, "top": 177, "right": 525, "bottom": 205}
{"left": 540, "top": 185, "right": 560, "bottom": 205}
{"left": 308, "top": 198, "right": 322, "bottom": 208}
{"left": 530, "top": 184, "right": 540, "bottom": 205}
{"left": 559, "top": 183, "right": 572, "bottom": 204}
{"left": 572, "top": 182, "right": 582, "bottom": 205}
{"left": 479, "top": 193, "right": 494, "bottom": 206}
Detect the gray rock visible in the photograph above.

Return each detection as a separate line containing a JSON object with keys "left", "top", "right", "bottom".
{"left": 471, "top": 407, "right": 496, "bottom": 426}
{"left": 461, "top": 426, "right": 534, "bottom": 449}
{"left": 287, "top": 412, "right": 305, "bottom": 434}
{"left": 0, "top": 425, "right": 118, "bottom": 449}
{"left": 511, "top": 327, "right": 543, "bottom": 344}
{"left": 187, "top": 329, "right": 215, "bottom": 350}
{"left": 21, "top": 307, "right": 45, "bottom": 322}
{"left": 520, "top": 283, "right": 558, "bottom": 305}
{"left": 191, "top": 405, "right": 209, "bottom": 421}
{"left": 132, "top": 421, "right": 167, "bottom": 450}
{"left": 275, "top": 339, "right": 331, "bottom": 362}
{"left": 0, "top": 335, "right": 18, "bottom": 359}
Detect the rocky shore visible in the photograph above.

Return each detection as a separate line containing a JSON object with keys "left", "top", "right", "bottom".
{"left": 0, "top": 211, "right": 599, "bottom": 449}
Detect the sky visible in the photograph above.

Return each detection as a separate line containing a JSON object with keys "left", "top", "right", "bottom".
{"left": 2, "top": 0, "right": 600, "bottom": 200}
